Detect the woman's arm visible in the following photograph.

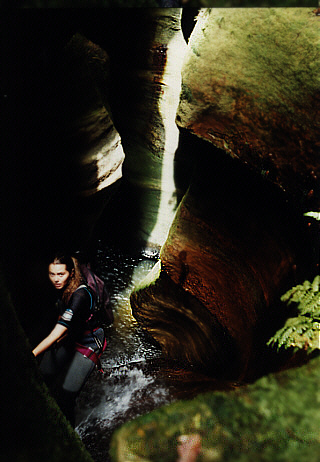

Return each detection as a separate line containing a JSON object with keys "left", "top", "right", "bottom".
{"left": 32, "top": 323, "right": 68, "bottom": 357}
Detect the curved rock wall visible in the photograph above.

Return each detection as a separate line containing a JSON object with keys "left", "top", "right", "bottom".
{"left": 131, "top": 8, "right": 319, "bottom": 378}
{"left": 63, "top": 34, "right": 124, "bottom": 198}
{"left": 1, "top": 8, "right": 319, "bottom": 460}
{"left": 132, "top": 134, "right": 307, "bottom": 377}
{"left": 98, "top": 8, "right": 187, "bottom": 251}
{"left": 177, "top": 8, "right": 320, "bottom": 211}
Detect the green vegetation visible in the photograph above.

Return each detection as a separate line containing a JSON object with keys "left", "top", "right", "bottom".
{"left": 110, "top": 354, "right": 320, "bottom": 461}
{"left": 268, "top": 212, "right": 320, "bottom": 353}
{"left": 268, "top": 275, "right": 320, "bottom": 353}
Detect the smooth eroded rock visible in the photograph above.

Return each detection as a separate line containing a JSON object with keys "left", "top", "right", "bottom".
{"left": 62, "top": 34, "right": 125, "bottom": 197}
{"left": 177, "top": 8, "right": 320, "bottom": 210}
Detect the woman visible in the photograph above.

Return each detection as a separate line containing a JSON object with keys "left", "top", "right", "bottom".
{"left": 32, "top": 253, "right": 105, "bottom": 427}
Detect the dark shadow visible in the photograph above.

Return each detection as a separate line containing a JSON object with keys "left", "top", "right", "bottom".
{"left": 1, "top": 8, "right": 168, "bottom": 343}
{"left": 94, "top": 9, "right": 168, "bottom": 252}
{"left": 181, "top": 7, "right": 199, "bottom": 43}
{"left": 173, "top": 128, "right": 318, "bottom": 380}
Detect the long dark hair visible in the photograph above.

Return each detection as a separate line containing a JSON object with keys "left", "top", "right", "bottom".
{"left": 51, "top": 253, "right": 83, "bottom": 304}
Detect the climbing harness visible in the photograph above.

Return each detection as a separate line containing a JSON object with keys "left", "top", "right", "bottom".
{"left": 75, "top": 334, "right": 107, "bottom": 374}
{"left": 75, "top": 284, "right": 108, "bottom": 373}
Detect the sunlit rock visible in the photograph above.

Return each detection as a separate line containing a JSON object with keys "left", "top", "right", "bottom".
{"left": 177, "top": 8, "right": 320, "bottom": 210}
{"left": 107, "top": 9, "right": 187, "bottom": 250}
{"left": 131, "top": 7, "right": 319, "bottom": 377}
{"left": 62, "top": 34, "right": 125, "bottom": 197}
{"left": 132, "top": 137, "right": 306, "bottom": 376}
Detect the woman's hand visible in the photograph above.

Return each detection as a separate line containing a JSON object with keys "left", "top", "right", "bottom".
{"left": 32, "top": 323, "right": 68, "bottom": 357}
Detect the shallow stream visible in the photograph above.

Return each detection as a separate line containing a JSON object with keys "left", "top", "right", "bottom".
{"left": 75, "top": 242, "right": 236, "bottom": 461}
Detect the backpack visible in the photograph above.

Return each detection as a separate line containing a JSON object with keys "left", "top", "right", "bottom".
{"left": 80, "top": 263, "right": 114, "bottom": 329}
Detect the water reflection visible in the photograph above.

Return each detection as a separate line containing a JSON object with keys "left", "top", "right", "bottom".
{"left": 75, "top": 243, "right": 237, "bottom": 461}
{"left": 95, "top": 243, "right": 162, "bottom": 365}
{"left": 75, "top": 244, "right": 173, "bottom": 461}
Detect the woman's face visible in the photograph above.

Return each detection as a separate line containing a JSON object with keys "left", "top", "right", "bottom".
{"left": 48, "top": 263, "right": 71, "bottom": 290}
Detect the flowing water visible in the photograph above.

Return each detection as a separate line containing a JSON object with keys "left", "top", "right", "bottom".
{"left": 75, "top": 243, "right": 173, "bottom": 461}
{"left": 75, "top": 242, "right": 236, "bottom": 462}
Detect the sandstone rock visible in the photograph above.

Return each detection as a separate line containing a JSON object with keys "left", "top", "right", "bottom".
{"left": 132, "top": 136, "right": 306, "bottom": 377}
{"left": 131, "top": 260, "right": 239, "bottom": 375}
{"left": 177, "top": 8, "right": 320, "bottom": 211}
{"left": 131, "top": 8, "right": 319, "bottom": 376}
{"left": 106, "top": 9, "right": 187, "bottom": 249}
{"left": 62, "top": 34, "right": 125, "bottom": 197}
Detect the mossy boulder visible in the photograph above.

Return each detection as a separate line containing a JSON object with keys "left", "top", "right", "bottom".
{"left": 177, "top": 8, "right": 320, "bottom": 210}
{"left": 110, "top": 353, "right": 320, "bottom": 462}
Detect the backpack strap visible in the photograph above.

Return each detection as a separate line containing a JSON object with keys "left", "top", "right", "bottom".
{"left": 76, "top": 284, "right": 105, "bottom": 354}
{"left": 76, "top": 284, "right": 94, "bottom": 311}
{"left": 87, "top": 268, "right": 100, "bottom": 306}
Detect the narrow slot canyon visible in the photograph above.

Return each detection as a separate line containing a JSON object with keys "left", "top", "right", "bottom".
{"left": 1, "top": 7, "right": 319, "bottom": 462}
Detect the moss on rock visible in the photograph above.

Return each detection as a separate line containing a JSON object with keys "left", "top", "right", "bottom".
{"left": 177, "top": 8, "right": 320, "bottom": 210}
{"left": 110, "top": 353, "right": 320, "bottom": 462}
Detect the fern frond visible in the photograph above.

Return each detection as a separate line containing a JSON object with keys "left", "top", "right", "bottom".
{"left": 268, "top": 274, "right": 320, "bottom": 353}
{"left": 281, "top": 285, "right": 302, "bottom": 303}
{"left": 300, "top": 292, "right": 320, "bottom": 315}
{"left": 311, "top": 275, "right": 320, "bottom": 292}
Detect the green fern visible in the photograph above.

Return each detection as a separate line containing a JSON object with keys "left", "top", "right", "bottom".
{"left": 268, "top": 275, "right": 320, "bottom": 353}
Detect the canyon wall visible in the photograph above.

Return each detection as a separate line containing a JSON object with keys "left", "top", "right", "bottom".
{"left": 2, "top": 12, "right": 127, "bottom": 344}
{"left": 177, "top": 8, "right": 320, "bottom": 211}
{"left": 131, "top": 8, "right": 320, "bottom": 378}
{"left": 1, "top": 10, "right": 185, "bottom": 459}
{"left": 98, "top": 8, "right": 187, "bottom": 251}
{"left": 1, "top": 8, "right": 319, "bottom": 459}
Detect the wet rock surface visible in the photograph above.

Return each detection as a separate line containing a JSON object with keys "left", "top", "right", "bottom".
{"left": 74, "top": 246, "right": 238, "bottom": 462}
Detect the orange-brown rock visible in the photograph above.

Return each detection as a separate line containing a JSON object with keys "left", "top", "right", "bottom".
{"left": 132, "top": 141, "right": 307, "bottom": 378}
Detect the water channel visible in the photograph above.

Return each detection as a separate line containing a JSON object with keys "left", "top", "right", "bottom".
{"left": 74, "top": 242, "right": 237, "bottom": 462}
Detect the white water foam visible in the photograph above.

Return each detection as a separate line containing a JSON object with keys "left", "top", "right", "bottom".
{"left": 76, "top": 366, "right": 169, "bottom": 434}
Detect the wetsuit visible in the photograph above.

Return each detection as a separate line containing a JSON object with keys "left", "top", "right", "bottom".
{"left": 39, "top": 285, "right": 105, "bottom": 426}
